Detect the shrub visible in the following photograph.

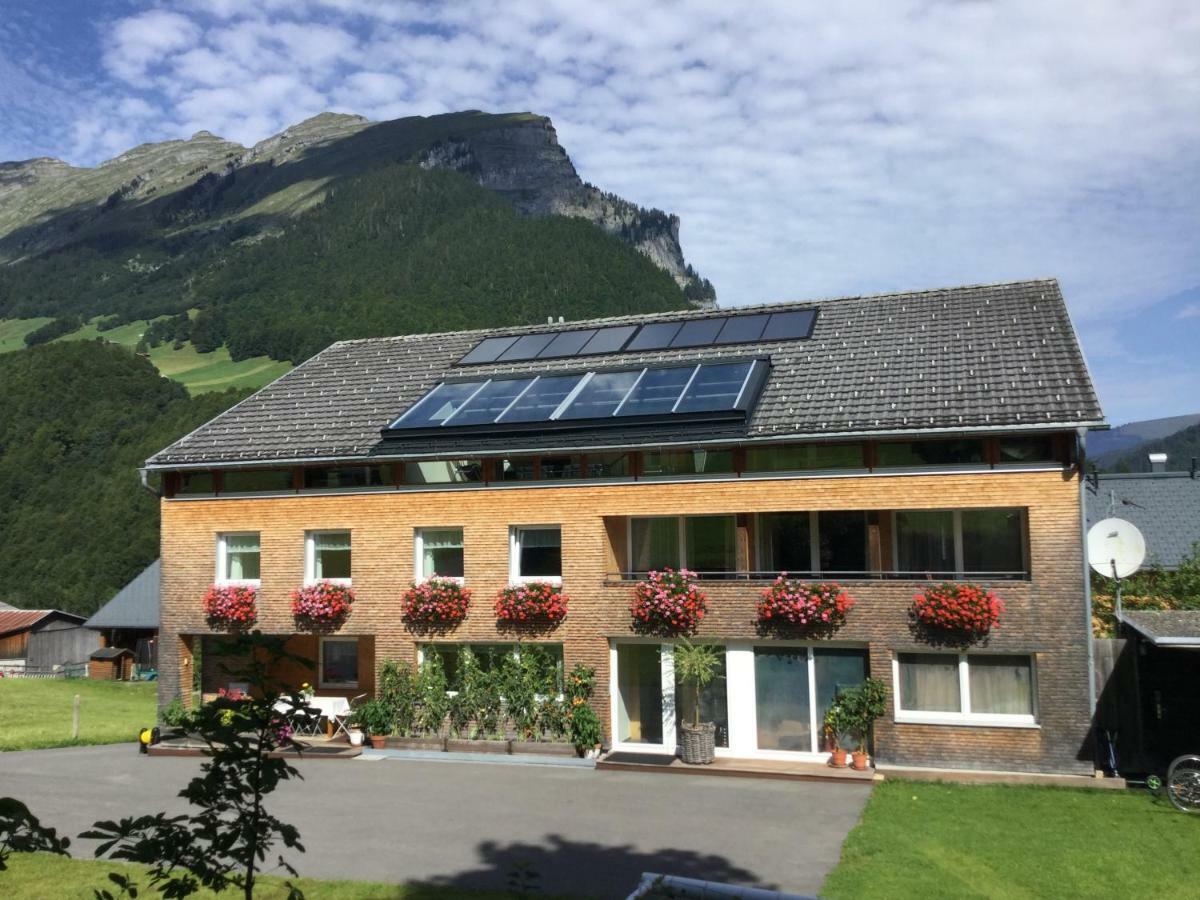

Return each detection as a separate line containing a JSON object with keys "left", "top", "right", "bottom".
{"left": 202, "top": 584, "right": 257, "bottom": 629}
{"left": 401, "top": 577, "right": 471, "bottom": 624}
{"left": 833, "top": 678, "right": 890, "bottom": 751}
{"left": 758, "top": 578, "right": 854, "bottom": 627}
{"left": 912, "top": 582, "right": 1004, "bottom": 634}
{"left": 568, "top": 703, "right": 602, "bottom": 755}
{"left": 379, "top": 660, "right": 419, "bottom": 737}
{"left": 495, "top": 581, "right": 568, "bottom": 624}
{"left": 290, "top": 581, "right": 354, "bottom": 629}
{"left": 630, "top": 568, "right": 707, "bottom": 636}
{"left": 414, "top": 651, "right": 449, "bottom": 736}
{"left": 351, "top": 699, "right": 393, "bottom": 737}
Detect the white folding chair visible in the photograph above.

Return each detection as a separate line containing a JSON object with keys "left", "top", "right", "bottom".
{"left": 330, "top": 693, "right": 367, "bottom": 740}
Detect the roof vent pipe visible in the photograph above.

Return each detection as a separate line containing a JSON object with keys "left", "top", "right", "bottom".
{"left": 1148, "top": 452, "right": 1167, "bottom": 473}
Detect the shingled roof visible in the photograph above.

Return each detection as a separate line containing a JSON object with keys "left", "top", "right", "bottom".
{"left": 148, "top": 279, "right": 1103, "bottom": 467}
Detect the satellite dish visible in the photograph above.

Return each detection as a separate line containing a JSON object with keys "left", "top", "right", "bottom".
{"left": 1087, "top": 518, "right": 1146, "bottom": 579}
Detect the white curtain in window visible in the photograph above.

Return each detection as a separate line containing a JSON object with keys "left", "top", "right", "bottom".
{"left": 899, "top": 654, "right": 961, "bottom": 712}
{"left": 422, "top": 529, "right": 462, "bottom": 566}
{"left": 226, "top": 534, "right": 260, "bottom": 580}
{"left": 969, "top": 655, "right": 1033, "bottom": 715}
{"left": 314, "top": 532, "right": 351, "bottom": 579}
{"left": 631, "top": 518, "right": 679, "bottom": 573}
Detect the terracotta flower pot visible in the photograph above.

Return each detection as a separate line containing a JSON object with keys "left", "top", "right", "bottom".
{"left": 369, "top": 735, "right": 387, "bottom": 750}
{"left": 850, "top": 749, "right": 869, "bottom": 771}
{"left": 829, "top": 748, "right": 848, "bottom": 768}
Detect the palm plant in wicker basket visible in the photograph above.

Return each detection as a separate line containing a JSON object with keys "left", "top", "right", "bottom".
{"left": 673, "top": 639, "right": 723, "bottom": 765}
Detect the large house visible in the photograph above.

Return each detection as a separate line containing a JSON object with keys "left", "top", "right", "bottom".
{"left": 146, "top": 279, "right": 1104, "bottom": 774}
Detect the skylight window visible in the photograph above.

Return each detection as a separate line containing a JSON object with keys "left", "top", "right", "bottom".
{"left": 386, "top": 359, "right": 766, "bottom": 434}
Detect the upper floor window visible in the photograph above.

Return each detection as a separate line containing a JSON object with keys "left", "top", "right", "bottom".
{"left": 415, "top": 528, "right": 464, "bottom": 580}
{"left": 307, "top": 530, "right": 351, "bottom": 584}
{"left": 510, "top": 527, "right": 562, "bottom": 582}
{"left": 756, "top": 512, "right": 868, "bottom": 575}
{"left": 876, "top": 439, "right": 984, "bottom": 468}
{"left": 221, "top": 469, "right": 294, "bottom": 493}
{"left": 894, "top": 508, "right": 1026, "bottom": 578}
{"left": 629, "top": 516, "right": 737, "bottom": 576}
{"left": 744, "top": 443, "right": 863, "bottom": 472}
{"left": 217, "top": 533, "right": 260, "bottom": 584}
{"left": 896, "top": 653, "right": 1036, "bottom": 726}
{"left": 404, "top": 460, "right": 482, "bottom": 484}
{"left": 641, "top": 449, "right": 734, "bottom": 477}
{"left": 304, "top": 465, "right": 391, "bottom": 490}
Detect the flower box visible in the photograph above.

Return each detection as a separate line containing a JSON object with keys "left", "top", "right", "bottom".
{"left": 384, "top": 736, "right": 446, "bottom": 752}
{"left": 758, "top": 578, "right": 854, "bottom": 628}
{"left": 509, "top": 740, "right": 577, "bottom": 757}
{"left": 630, "top": 568, "right": 707, "bottom": 636}
{"left": 202, "top": 584, "right": 257, "bottom": 629}
{"left": 446, "top": 738, "right": 511, "bottom": 755}
{"left": 401, "top": 577, "right": 471, "bottom": 624}
{"left": 495, "top": 581, "right": 568, "bottom": 624}
{"left": 912, "top": 582, "right": 1004, "bottom": 635}
{"left": 290, "top": 581, "right": 355, "bottom": 630}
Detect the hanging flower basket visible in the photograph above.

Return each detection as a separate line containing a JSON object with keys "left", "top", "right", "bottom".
{"left": 912, "top": 582, "right": 1003, "bottom": 635}
{"left": 758, "top": 577, "right": 854, "bottom": 628}
{"left": 291, "top": 581, "right": 355, "bottom": 630}
{"left": 495, "top": 581, "right": 569, "bottom": 624}
{"left": 630, "top": 568, "right": 707, "bottom": 636}
{"left": 401, "top": 577, "right": 471, "bottom": 625}
{"left": 203, "top": 584, "right": 258, "bottom": 629}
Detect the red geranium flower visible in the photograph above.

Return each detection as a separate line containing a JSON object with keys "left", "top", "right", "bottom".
{"left": 495, "top": 581, "right": 568, "bottom": 624}
{"left": 912, "top": 582, "right": 1004, "bottom": 634}
{"left": 203, "top": 584, "right": 258, "bottom": 629}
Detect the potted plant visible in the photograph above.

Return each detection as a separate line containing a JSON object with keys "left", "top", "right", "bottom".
{"left": 202, "top": 584, "right": 258, "bottom": 630}
{"left": 912, "top": 582, "right": 1004, "bottom": 637}
{"left": 758, "top": 578, "right": 854, "bottom": 629}
{"left": 630, "top": 568, "right": 707, "bottom": 636}
{"left": 673, "top": 639, "right": 723, "bottom": 765}
{"left": 290, "top": 581, "right": 355, "bottom": 630}
{"left": 838, "top": 678, "right": 889, "bottom": 770}
{"left": 823, "top": 702, "right": 851, "bottom": 768}
{"left": 401, "top": 577, "right": 471, "bottom": 625}
{"left": 495, "top": 581, "right": 569, "bottom": 624}
{"left": 353, "top": 699, "right": 393, "bottom": 750}
{"left": 568, "top": 702, "right": 603, "bottom": 759}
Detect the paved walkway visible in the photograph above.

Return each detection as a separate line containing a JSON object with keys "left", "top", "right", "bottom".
{"left": 0, "top": 744, "right": 870, "bottom": 898}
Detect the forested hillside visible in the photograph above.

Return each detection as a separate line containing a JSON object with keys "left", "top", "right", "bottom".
{"left": 1104, "top": 423, "right": 1200, "bottom": 472}
{"left": 0, "top": 341, "right": 246, "bottom": 613}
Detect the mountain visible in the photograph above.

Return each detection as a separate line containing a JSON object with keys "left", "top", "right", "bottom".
{"left": 1101, "top": 422, "right": 1200, "bottom": 473}
{"left": 0, "top": 111, "right": 714, "bottom": 369}
{"left": 0, "top": 341, "right": 246, "bottom": 613}
{"left": 1090, "top": 413, "right": 1200, "bottom": 470}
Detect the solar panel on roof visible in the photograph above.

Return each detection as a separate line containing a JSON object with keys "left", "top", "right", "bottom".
{"left": 766, "top": 309, "right": 816, "bottom": 340}
{"left": 558, "top": 370, "right": 641, "bottom": 419}
{"left": 674, "top": 361, "right": 755, "bottom": 413}
{"left": 391, "top": 380, "right": 486, "bottom": 428}
{"left": 714, "top": 314, "right": 770, "bottom": 344}
{"left": 497, "top": 374, "right": 584, "bottom": 423}
{"left": 538, "top": 329, "right": 596, "bottom": 358}
{"left": 614, "top": 365, "right": 696, "bottom": 417}
{"left": 670, "top": 318, "right": 726, "bottom": 348}
{"left": 498, "top": 332, "right": 557, "bottom": 361}
{"left": 445, "top": 377, "right": 535, "bottom": 426}
{"left": 458, "top": 336, "right": 519, "bottom": 365}
{"left": 579, "top": 325, "right": 637, "bottom": 355}
{"left": 624, "top": 322, "right": 682, "bottom": 352}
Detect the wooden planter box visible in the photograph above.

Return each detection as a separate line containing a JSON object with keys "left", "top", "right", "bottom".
{"left": 385, "top": 736, "right": 446, "bottom": 751}
{"left": 446, "top": 738, "right": 510, "bottom": 754}
{"left": 509, "top": 740, "right": 577, "bottom": 757}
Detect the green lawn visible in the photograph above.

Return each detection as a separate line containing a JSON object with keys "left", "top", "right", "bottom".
{"left": 0, "top": 679, "right": 157, "bottom": 752}
{"left": 0, "top": 318, "right": 53, "bottom": 353}
{"left": 1, "top": 853, "right": 518, "bottom": 900}
{"left": 823, "top": 779, "right": 1200, "bottom": 899}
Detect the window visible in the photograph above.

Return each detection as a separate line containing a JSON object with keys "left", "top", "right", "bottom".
{"left": 319, "top": 637, "right": 359, "bottom": 689}
{"left": 511, "top": 527, "right": 562, "bottom": 582}
{"left": 744, "top": 443, "right": 863, "bottom": 472}
{"left": 894, "top": 509, "right": 1027, "bottom": 578}
{"left": 500, "top": 457, "right": 581, "bottom": 480}
{"left": 876, "top": 439, "right": 985, "bottom": 467}
{"left": 641, "top": 449, "right": 734, "bottom": 477}
{"left": 675, "top": 650, "right": 729, "bottom": 748}
{"left": 415, "top": 528, "right": 464, "bottom": 580}
{"left": 178, "top": 471, "right": 215, "bottom": 495}
{"left": 758, "top": 513, "right": 812, "bottom": 574}
{"left": 818, "top": 511, "right": 868, "bottom": 574}
{"left": 307, "top": 531, "right": 351, "bottom": 584}
{"left": 217, "top": 533, "right": 261, "bottom": 584}
{"left": 404, "top": 459, "right": 482, "bottom": 484}
{"left": 998, "top": 436, "right": 1057, "bottom": 464}
{"left": 586, "top": 453, "right": 631, "bottom": 478}
{"left": 629, "top": 516, "right": 736, "bottom": 576}
{"left": 304, "top": 465, "right": 391, "bottom": 490}
{"left": 896, "top": 653, "right": 1036, "bottom": 725}
{"left": 423, "top": 643, "right": 563, "bottom": 693}
{"left": 221, "top": 469, "right": 294, "bottom": 493}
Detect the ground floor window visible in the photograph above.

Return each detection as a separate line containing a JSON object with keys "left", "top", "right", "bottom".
{"left": 895, "top": 652, "right": 1036, "bottom": 725}
{"left": 611, "top": 641, "right": 868, "bottom": 756}
{"left": 421, "top": 643, "right": 563, "bottom": 693}
{"left": 319, "top": 637, "right": 359, "bottom": 689}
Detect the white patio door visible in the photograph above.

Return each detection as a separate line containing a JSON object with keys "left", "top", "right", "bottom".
{"left": 610, "top": 641, "right": 676, "bottom": 753}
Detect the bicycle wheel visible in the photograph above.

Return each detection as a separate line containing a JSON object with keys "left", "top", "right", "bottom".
{"left": 1166, "top": 755, "right": 1200, "bottom": 813}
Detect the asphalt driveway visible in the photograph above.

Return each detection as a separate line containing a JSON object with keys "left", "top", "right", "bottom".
{"left": 0, "top": 745, "right": 870, "bottom": 898}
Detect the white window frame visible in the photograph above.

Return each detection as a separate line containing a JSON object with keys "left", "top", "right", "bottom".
{"left": 318, "top": 636, "right": 359, "bottom": 689}
{"left": 891, "top": 508, "right": 1029, "bottom": 579}
{"left": 509, "top": 525, "right": 562, "bottom": 585}
{"left": 413, "top": 527, "right": 465, "bottom": 583}
{"left": 609, "top": 638, "right": 677, "bottom": 755}
{"left": 892, "top": 652, "right": 1039, "bottom": 728}
{"left": 215, "top": 532, "right": 261, "bottom": 587}
{"left": 305, "top": 530, "right": 352, "bottom": 586}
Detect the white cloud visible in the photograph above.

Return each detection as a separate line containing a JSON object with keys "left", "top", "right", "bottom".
{"left": 103, "top": 10, "right": 201, "bottom": 83}
{"left": 1177, "top": 304, "right": 1200, "bottom": 320}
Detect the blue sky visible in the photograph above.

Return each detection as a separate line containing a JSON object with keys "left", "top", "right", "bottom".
{"left": 1, "top": 1, "right": 1197, "bottom": 424}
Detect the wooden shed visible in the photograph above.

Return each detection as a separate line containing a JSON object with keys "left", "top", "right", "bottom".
{"left": 0, "top": 608, "right": 96, "bottom": 675}
{"left": 88, "top": 647, "right": 135, "bottom": 681}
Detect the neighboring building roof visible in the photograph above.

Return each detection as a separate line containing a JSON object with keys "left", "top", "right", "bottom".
{"left": 84, "top": 561, "right": 160, "bottom": 631}
{"left": 0, "top": 601, "right": 16, "bottom": 611}
{"left": 0, "top": 609, "right": 86, "bottom": 638}
{"left": 1122, "top": 610, "right": 1200, "bottom": 647}
{"left": 90, "top": 647, "right": 135, "bottom": 659}
{"left": 147, "top": 278, "right": 1104, "bottom": 467}
{"left": 1085, "top": 472, "right": 1200, "bottom": 570}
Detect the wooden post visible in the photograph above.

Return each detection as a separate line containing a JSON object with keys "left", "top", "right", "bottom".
{"left": 72, "top": 693, "right": 80, "bottom": 740}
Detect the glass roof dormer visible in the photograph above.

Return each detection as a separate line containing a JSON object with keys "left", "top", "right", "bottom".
{"left": 385, "top": 359, "right": 768, "bottom": 436}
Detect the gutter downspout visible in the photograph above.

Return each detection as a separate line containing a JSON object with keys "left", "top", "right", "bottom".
{"left": 139, "top": 468, "right": 162, "bottom": 498}
{"left": 1078, "top": 427, "right": 1097, "bottom": 718}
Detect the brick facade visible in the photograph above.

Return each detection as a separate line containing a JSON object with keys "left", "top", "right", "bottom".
{"left": 158, "top": 467, "right": 1093, "bottom": 774}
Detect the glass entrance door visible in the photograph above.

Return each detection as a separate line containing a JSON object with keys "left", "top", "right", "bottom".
{"left": 753, "top": 647, "right": 812, "bottom": 751}
{"left": 615, "top": 643, "right": 664, "bottom": 745}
